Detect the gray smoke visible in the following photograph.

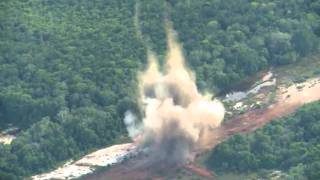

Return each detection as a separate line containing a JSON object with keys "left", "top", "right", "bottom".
{"left": 125, "top": 6, "right": 225, "bottom": 165}
{"left": 124, "top": 111, "right": 142, "bottom": 139}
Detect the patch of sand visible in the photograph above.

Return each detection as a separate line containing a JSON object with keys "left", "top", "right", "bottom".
{"left": 32, "top": 143, "right": 137, "bottom": 180}
{"left": 0, "top": 134, "right": 15, "bottom": 144}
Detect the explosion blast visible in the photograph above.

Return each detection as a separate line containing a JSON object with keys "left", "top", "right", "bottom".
{"left": 125, "top": 22, "right": 225, "bottom": 165}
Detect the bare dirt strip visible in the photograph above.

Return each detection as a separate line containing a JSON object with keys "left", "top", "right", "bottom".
{"left": 84, "top": 78, "right": 320, "bottom": 180}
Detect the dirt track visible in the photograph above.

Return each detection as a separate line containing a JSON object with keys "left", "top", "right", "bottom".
{"left": 206, "top": 78, "right": 320, "bottom": 148}
{"left": 84, "top": 78, "right": 320, "bottom": 180}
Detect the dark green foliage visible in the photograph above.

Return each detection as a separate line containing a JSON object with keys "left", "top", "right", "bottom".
{"left": 0, "top": 0, "right": 145, "bottom": 128}
{"left": 207, "top": 101, "right": 320, "bottom": 180}
{"left": 0, "top": 0, "right": 319, "bottom": 179}
{"left": 133, "top": 0, "right": 320, "bottom": 91}
{"left": 11, "top": 118, "right": 77, "bottom": 173}
{"left": 167, "top": 0, "right": 319, "bottom": 91}
{"left": 138, "top": 0, "right": 167, "bottom": 55}
{"left": 0, "top": 0, "right": 144, "bottom": 178}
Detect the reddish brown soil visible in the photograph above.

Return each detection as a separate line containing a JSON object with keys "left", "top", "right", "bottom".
{"left": 84, "top": 155, "right": 180, "bottom": 180}
{"left": 204, "top": 79, "right": 320, "bottom": 149}
{"left": 183, "top": 164, "right": 215, "bottom": 179}
{"left": 84, "top": 80, "right": 320, "bottom": 180}
{"left": 84, "top": 103, "right": 294, "bottom": 180}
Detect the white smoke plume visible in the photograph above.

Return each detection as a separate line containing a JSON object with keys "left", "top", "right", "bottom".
{"left": 124, "top": 111, "right": 142, "bottom": 139}
{"left": 125, "top": 16, "right": 225, "bottom": 164}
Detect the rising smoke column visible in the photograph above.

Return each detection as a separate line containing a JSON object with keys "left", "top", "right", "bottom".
{"left": 126, "top": 13, "right": 225, "bottom": 164}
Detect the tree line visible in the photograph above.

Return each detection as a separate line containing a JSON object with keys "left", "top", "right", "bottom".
{"left": 0, "top": 0, "right": 319, "bottom": 179}
{"left": 207, "top": 101, "right": 320, "bottom": 180}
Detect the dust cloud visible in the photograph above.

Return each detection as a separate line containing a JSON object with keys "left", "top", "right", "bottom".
{"left": 125, "top": 21, "right": 225, "bottom": 164}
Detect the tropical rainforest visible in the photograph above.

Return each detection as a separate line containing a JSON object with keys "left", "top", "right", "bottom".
{"left": 0, "top": 0, "right": 319, "bottom": 179}
{"left": 207, "top": 101, "right": 320, "bottom": 180}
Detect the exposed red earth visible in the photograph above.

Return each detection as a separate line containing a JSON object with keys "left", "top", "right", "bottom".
{"left": 183, "top": 164, "right": 215, "bottom": 179}
{"left": 83, "top": 78, "right": 320, "bottom": 180}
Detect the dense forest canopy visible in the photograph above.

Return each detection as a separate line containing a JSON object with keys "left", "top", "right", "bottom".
{"left": 0, "top": 0, "right": 319, "bottom": 179}
{"left": 0, "top": 0, "right": 145, "bottom": 178}
{"left": 207, "top": 101, "right": 320, "bottom": 180}
{"left": 169, "top": 0, "right": 320, "bottom": 90}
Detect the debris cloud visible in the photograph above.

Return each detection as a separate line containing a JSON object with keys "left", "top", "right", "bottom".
{"left": 126, "top": 20, "right": 225, "bottom": 164}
